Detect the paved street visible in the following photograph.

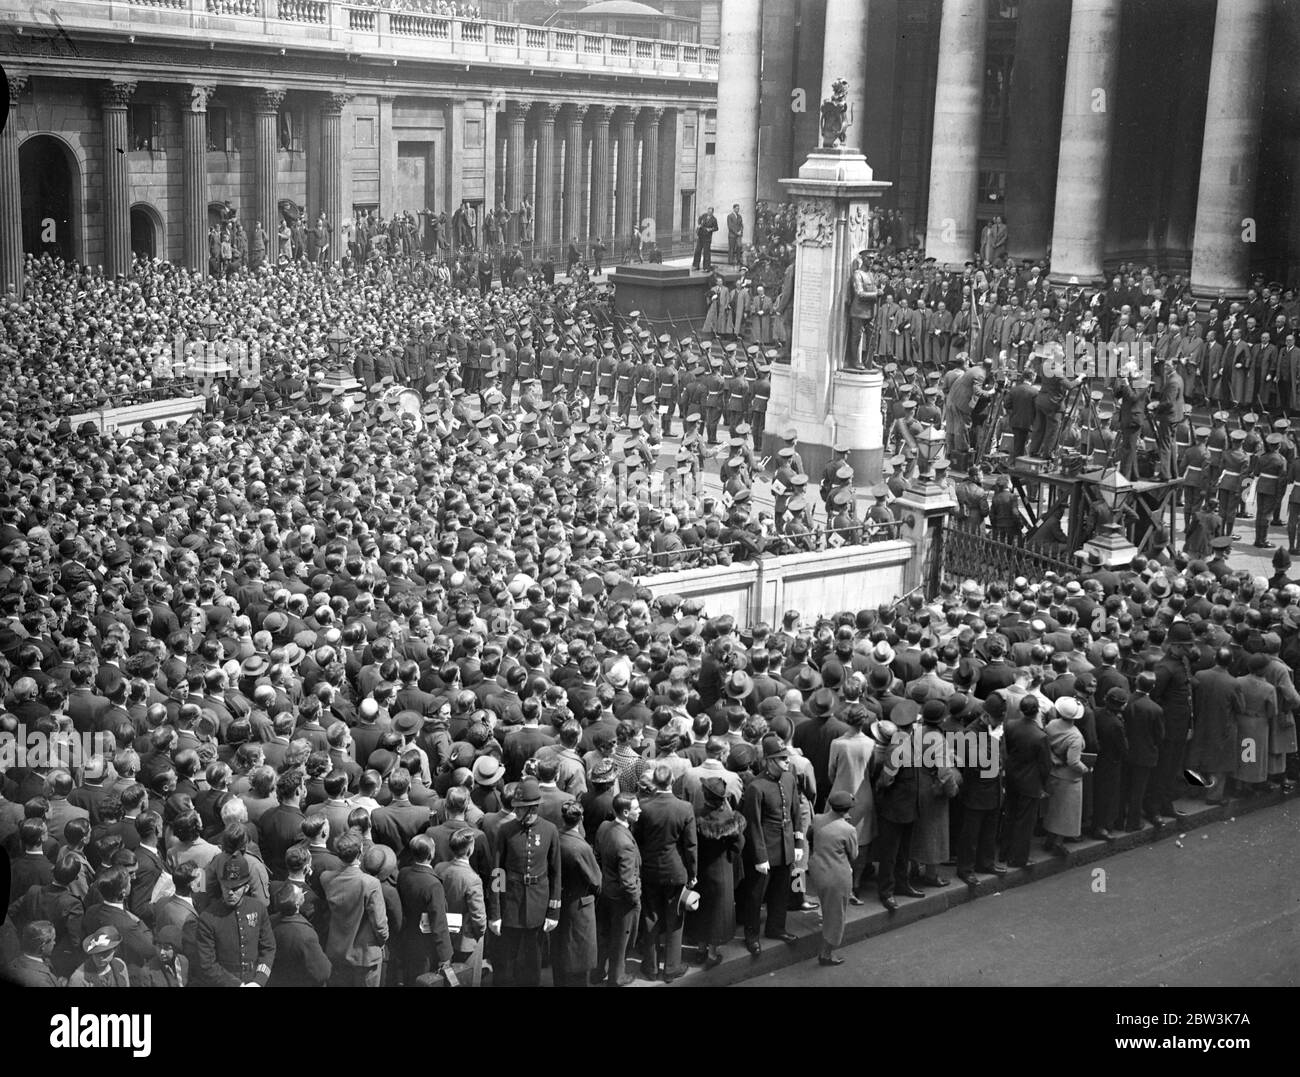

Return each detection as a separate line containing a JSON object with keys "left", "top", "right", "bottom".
{"left": 741, "top": 800, "right": 1300, "bottom": 988}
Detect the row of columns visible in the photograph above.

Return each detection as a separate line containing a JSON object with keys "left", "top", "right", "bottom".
{"left": 922, "top": 0, "right": 1270, "bottom": 293}
{"left": 0, "top": 77, "right": 351, "bottom": 292}
{"left": 504, "top": 100, "right": 665, "bottom": 251}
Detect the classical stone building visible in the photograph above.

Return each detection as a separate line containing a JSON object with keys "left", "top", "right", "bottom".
{"left": 0, "top": 1, "right": 719, "bottom": 294}
{"left": 719, "top": 0, "right": 1298, "bottom": 294}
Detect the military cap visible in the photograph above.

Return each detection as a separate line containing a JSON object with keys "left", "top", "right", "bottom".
{"left": 871, "top": 484, "right": 889, "bottom": 498}
{"left": 1243, "top": 412, "right": 1259, "bottom": 425}
{"left": 788, "top": 495, "right": 808, "bottom": 512}
{"left": 1193, "top": 426, "right": 1210, "bottom": 438}
{"left": 830, "top": 487, "right": 854, "bottom": 508}
{"left": 782, "top": 428, "right": 798, "bottom": 441}
{"left": 789, "top": 473, "right": 809, "bottom": 488}
{"left": 1267, "top": 433, "right": 1284, "bottom": 447}
{"left": 685, "top": 412, "right": 702, "bottom": 423}
{"left": 901, "top": 399, "right": 917, "bottom": 410}
{"left": 777, "top": 446, "right": 795, "bottom": 458}
{"left": 1212, "top": 410, "right": 1229, "bottom": 422}
{"left": 1229, "top": 429, "right": 1247, "bottom": 441}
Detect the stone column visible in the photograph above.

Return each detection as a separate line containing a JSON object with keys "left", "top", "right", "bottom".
{"left": 1047, "top": 0, "right": 1122, "bottom": 283}
{"left": 563, "top": 103, "right": 588, "bottom": 249}
{"left": 922, "top": 0, "right": 987, "bottom": 268}
{"left": 0, "top": 72, "right": 29, "bottom": 298}
{"left": 714, "top": 0, "right": 762, "bottom": 247}
{"left": 820, "top": 0, "right": 869, "bottom": 151}
{"left": 182, "top": 84, "right": 215, "bottom": 276}
{"left": 534, "top": 101, "right": 559, "bottom": 252}
{"left": 252, "top": 88, "right": 286, "bottom": 248}
{"left": 589, "top": 105, "right": 612, "bottom": 244}
{"left": 1190, "top": 0, "right": 1270, "bottom": 295}
{"left": 505, "top": 100, "right": 527, "bottom": 245}
{"left": 320, "top": 92, "right": 350, "bottom": 262}
{"left": 100, "top": 80, "right": 137, "bottom": 277}
{"left": 639, "top": 107, "right": 662, "bottom": 240}
{"left": 613, "top": 105, "right": 638, "bottom": 248}
{"left": 1004, "top": 0, "right": 1069, "bottom": 263}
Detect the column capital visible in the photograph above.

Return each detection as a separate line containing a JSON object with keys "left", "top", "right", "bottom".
{"left": 640, "top": 105, "right": 665, "bottom": 128}
{"left": 98, "top": 81, "right": 137, "bottom": 109}
{"left": 565, "top": 102, "right": 589, "bottom": 123}
{"left": 589, "top": 104, "right": 614, "bottom": 127}
{"left": 613, "top": 105, "right": 638, "bottom": 128}
{"left": 186, "top": 85, "right": 218, "bottom": 115}
{"left": 252, "top": 88, "right": 287, "bottom": 114}
{"left": 322, "top": 92, "right": 353, "bottom": 114}
{"left": 7, "top": 72, "right": 29, "bottom": 104}
{"left": 506, "top": 99, "right": 529, "bottom": 121}
{"left": 533, "top": 101, "right": 561, "bottom": 124}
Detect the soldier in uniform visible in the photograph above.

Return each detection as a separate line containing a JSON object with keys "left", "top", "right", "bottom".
{"left": 576, "top": 339, "right": 599, "bottom": 409}
{"left": 990, "top": 475, "right": 1023, "bottom": 544}
{"left": 917, "top": 385, "right": 944, "bottom": 426}
{"left": 770, "top": 446, "right": 799, "bottom": 536}
{"left": 724, "top": 362, "right": 750, "bottom": 436}
{"left": 1253, "top": 433, "right": 1287, "bottom": 548}
{"left": 614, "top": 343, "right": 637, "bottom": 422}
{"left": 889, "top": 399, "right": 922, "bottom": 478}
{"left": 780, "top": 428, "right": 805, "bottom": 476}
{"left": 195, "top": 854, "right": 276, "bottom": 987}
{"left": 539, "top": 333, "right": 560, "bottom": 402}
{"left": 597, "top": 341, "right": 618, "bottom": 406}
{"left": 865, "top": 485, "right": 895, "bottom": 542}
{"left": 655, "top": 351, "right": 679, "bottom": 437}
{"left": 750, "top": 354, "right": 774, "bottom": 446}
{"left": 886, "top": 454, "right": 908, "bottom": 506}
{"left": 1218, "top": 428, "right": 1249, "bottom": 538}
{"left": 701, "top": 358, "right": 726, "bottom": 445}
{"left": 1181, "top": 426, "right": 1213, "bottom": 538}
{"left": 827, "top": 486, "right": 861, "bottom": 547}
{"left": 782, "top": 494, "right": 818, "bottom": 553}
{"left": 681, "top": 411, "right": 707, "bottom": 473}
{"left": 1207, "top": 534, "right": 1235, "bottom": 580}
{"left": 489, "top": 778, "right": 561, "bottom": 988}
{"left": 1287, "top": 440, "right": 1300, "bottom": 553}
{"left": 819, "top": 444, "right": 852, "bottom": 520}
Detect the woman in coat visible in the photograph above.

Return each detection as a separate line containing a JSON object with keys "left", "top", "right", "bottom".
{"left": 911, "top": 701, "right": 959, "bottom": 886}
{"left": 1043, "top": 698, "right": 1090, "bottom": 854}
{"left": 685, "top": 777, "right": 745, "bottom": 969}
{"left": 1236, "top": 654, "right": 1278, "bottom": 792}
{"left": 809, "top": 791, "right": 858, "bottom": 967}
{"left": 827, "top": 704, "right": 873, "bottom": 899}
{"left": 553, "top": 801, "right": 600, "bottom": 986}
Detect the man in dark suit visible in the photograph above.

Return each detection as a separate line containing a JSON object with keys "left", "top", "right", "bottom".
{"left": 790, "top": 688, "right": 848, "bottom": 812}
{"left": 257, "top": 769, "right": 307, "bottom": 878}
{"left": 873, "top": 702, "right": 926, "bottom": 909}
{"left": 267, "top": 884, "right": 332, "bottom": 987}
{"left": 955, "top": 698, "right": 1007, "bottom": 883}
{"left": 998, "top": 695, "right": 1052, "bottom": 867}
{"left": 369, "top": 770, "right": 431, "bottom": 857}
{"left": 632, "top": 764, "right": 697, "bottom": 982}
{"left": 395, "top": 834, "right": 453, "bottom": 984}
{"left": 1005, "top": 370, "right": 1038, "bottom": 459}
{"left": 739, "top": 735, "right": 804, "bottom": 950}
{"left": 1121, "top": 673, "right": 1165, "bottom": 831}
{"left": 975, "top": 638, "right": 1018, "bottom": 700}
{"left": 595, "top": 793, "right": 641, "bottom": 987}
{"left": 502, "top": 712, "right": 555, "bottom": 781}
{"left": 80, "top": 866, "right": 156, "bottom": 971}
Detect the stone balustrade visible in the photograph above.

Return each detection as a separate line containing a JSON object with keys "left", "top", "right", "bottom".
{"left": 27, "top": 0, "right": 719, "bottom": 79}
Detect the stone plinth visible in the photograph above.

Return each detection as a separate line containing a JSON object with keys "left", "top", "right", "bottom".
{"left": 608, "top": 263, "right": 711, "bottom": 334}
{"left": 767, "top": 148, "right": 891, "bottom": 482}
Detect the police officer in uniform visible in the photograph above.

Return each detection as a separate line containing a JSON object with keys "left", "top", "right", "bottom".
{"left": 489, "top": 777, "right": 561, "bottom": 988}
{"left": 1253, "top": 433, "right": 1287, "bottom": 548}
{"left": 195, "top": 854, "right": 276, "bottom": 987}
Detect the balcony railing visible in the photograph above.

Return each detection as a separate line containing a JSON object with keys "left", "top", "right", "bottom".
{"left": 10, "top": 1, "right": 719, "bottom": 80}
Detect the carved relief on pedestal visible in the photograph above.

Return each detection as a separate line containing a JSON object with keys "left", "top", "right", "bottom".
{"left": 795, "top": 199, "right": 833, "bottom": 247}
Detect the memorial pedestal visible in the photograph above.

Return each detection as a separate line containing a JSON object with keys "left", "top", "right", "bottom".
{"left": 766, "top": 149, "right": 891, "bottom": 481}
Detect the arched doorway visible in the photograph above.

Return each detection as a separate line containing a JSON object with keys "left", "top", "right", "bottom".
{"left": 19, "top": 135, "right": 80, "bottom": 262}
{"left": 130, "top": 204, "right": 162, "bottom": 261}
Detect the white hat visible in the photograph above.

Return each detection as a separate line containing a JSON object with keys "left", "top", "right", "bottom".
{"left": 1055, "top": 698, "right": 1082, "bottom": 721}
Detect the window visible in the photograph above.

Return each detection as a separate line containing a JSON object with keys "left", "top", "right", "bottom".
{"left": 207, "top": 106, "right": 234, "bottom": 153}
{"left": 683, "top": 122, "right": 697, "bottom": 149}
{"left": 978, "top": 170, "right": 1007, "bottom": 207}
{"left": 278, "top": 106, "right": 304, "bottom": 152}
{"left": 465, "top": 117, "right": 483, "bottom": 150}
{"left": 354, "top": 116, "right": 376, "bottom": 150}
{"left": 704, "top": 141, "right": 715, "bottom": 156}
{"left": 681, "top": 189, "right": 695, "bottom": 230}
{"left": 130, "top": 103, "right": 160, "bottom": 151}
